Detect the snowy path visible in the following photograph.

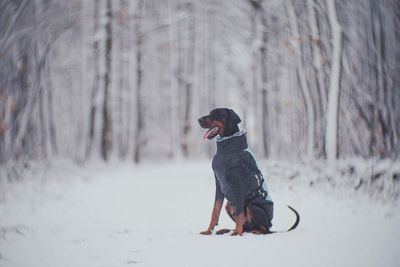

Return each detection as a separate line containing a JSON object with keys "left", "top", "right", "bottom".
{"left": 1, "top": 161, "right": 399, "bottom": 267}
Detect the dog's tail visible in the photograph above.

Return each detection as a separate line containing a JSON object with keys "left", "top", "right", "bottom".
{"left": 286, "top": 205, "right": 300, "bottom": 231}
{"left": 269, "top": 205, "right": 300, "bottom": 234}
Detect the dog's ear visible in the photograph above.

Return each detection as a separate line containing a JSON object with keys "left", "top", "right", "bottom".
{"left": 229, "top": 109, "right": 242, "bottom": 125}
{"left": 228, "top": 109, "right": 241, "bottom": 125}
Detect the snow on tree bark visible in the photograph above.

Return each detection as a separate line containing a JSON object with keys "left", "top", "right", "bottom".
{"left": 325, "top": 0, "right": 342, "bottom": 163}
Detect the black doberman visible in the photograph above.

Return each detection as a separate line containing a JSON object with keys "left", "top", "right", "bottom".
{"left": 198, "top": 108, "right": 299, "bottom": 236}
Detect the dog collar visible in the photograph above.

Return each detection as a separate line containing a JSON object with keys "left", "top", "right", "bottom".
{"left": 216, "top": 131, "right": 248, "bottom": 154}
{"left": 216, "top": 130, "right": 247, "bottom": 142}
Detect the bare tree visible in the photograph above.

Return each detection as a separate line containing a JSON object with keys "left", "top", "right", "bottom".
{"left": 307, "top": 0, "right": 327, "bottom": 158}
{"left": 101, "top": 0, "right": 113, "bottom": 161}
{"left": 325, "top": 0, "right": 342, "bottom": 163}
{"left": 248, "top": 0, "right": 270, "bottom": 157}
{"left": 133, "top": 0, "right": 144, "bottom": 164}
{"left": 1, "top": 0, "right": 399, "bottom": 164}
{"left": 286, "top": 0, "right": 316, "bottom": 159}
{"left": 86, "top": 0, "right": 102, "bottom": 159}
{"left": 181, "top": 2, "right": 196, "bottom": 157}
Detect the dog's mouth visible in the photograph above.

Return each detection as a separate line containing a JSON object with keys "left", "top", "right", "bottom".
{"left": 203, "top": 126, "right": 220, "bottom": 140}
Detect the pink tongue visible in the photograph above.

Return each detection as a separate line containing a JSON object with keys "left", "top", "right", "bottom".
{"left": 203, "top": 126, "right": 219, "bottom": 140}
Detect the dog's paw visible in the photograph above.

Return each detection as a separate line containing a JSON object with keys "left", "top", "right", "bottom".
{"left": 199, "top": 230, "right": 212, "bottom": 235}
{"left": 216, "top": 229, "right": 231, "bottom": 235}
{"left": 251, "top": 229, "right": 267, "bottom": 235}
{"left": 231, "top": 230, "right": 243, "bottom": 236}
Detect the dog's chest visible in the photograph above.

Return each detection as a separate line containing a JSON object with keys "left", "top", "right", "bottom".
{"left": 211, "top": 153, "right": 236, "bottom": 193}
{"left": 212, "top": 154, "right": 227, "bottom": 181}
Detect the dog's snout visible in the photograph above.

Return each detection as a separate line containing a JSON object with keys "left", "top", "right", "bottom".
{"left": 198, "top": 116, "right": 209, "bottom": 127}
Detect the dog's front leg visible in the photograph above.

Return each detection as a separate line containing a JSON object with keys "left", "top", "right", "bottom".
{"left": 200, "top": 200, "right": 223, "bottom": 235}
{"left": 231, "top": 213, "right": 244, "bottom": 236}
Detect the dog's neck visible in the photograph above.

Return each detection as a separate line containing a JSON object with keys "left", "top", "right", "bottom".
{"left": 221, "top": 125, "right": 239, "bottom": 137}
{"left": 216, "top": 131, "right": 247, "bottom": 154}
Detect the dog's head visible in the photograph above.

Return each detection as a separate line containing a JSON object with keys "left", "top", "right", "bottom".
{"left": 198, "top": 108, "right": 241, "bottom": 140}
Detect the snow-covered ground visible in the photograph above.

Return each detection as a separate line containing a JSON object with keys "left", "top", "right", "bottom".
{"left": 1, "top": 160, "right": 399, "bottom": 267}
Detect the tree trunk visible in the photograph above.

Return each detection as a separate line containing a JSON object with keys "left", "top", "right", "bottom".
{"left": 325, "top": 0, "right": 342, "bottom": 163}
{"left": 168, "top": 0, "right": 182, "bottom": 160}
{"left": 286, "top": 0, "right": 316, "bottom": 159}
{"left": 34, "top": 0, "right": 49, "bottom": 159}
{"left": 133, "top": 0, "right": 144, "bottom": 164}
{"left": 101, "top": 0, "right": 113, "bottom": 161}
{"left": 181, "top": 2, "right": 196, "bottom": 157}
{"left": 46, "top": 68, "right": 58, "bottom": 155}
{"left": 260, "top": 4, "right": 269, "bottom": 158}
{"left": 86, "top": 0, "right": 101, "bottom": 159}
{"left": 307, "top": 0, "right": 327, "bottom": 158}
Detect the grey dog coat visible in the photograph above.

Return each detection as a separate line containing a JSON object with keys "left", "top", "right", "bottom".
{"left": 212, "top": 131, "right": 274, "bottom": 229}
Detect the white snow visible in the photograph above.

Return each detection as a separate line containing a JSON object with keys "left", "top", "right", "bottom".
{"left": 1, "top": 160, "right": 399, "bottom": 267}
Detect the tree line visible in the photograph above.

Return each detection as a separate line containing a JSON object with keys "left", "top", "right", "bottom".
{"left": 0, "top": 0, "right": 399, "bottom": 164}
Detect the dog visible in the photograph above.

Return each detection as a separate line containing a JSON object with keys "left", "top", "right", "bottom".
{"left": 198, "top": 108, "right": 299, "bottom": 236}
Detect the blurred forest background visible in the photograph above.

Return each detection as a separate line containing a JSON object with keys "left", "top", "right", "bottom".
{"left": 0, "top": 0, "right": 399, "bottom": 164}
